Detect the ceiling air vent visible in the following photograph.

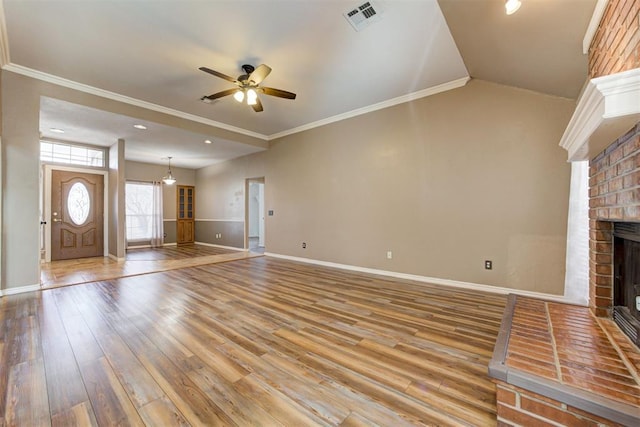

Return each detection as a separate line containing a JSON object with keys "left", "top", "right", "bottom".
{"left": 343, "top": 1, "right": 384, "bottom": 32}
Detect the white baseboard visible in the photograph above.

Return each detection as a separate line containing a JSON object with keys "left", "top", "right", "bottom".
{"left": 108, "top": 254, "right": 125, "bottom": 262}
{"left": 264, "top": 253, "right": 586, "bottom": 306}
{"left": 163, "top": 242, "right": 177, "bottom": 247}
{"left": 195, "top": 241, "right": 248, "bottom": 252}
{"left": 1, "top": 284, "right": 41, "bottom": 296}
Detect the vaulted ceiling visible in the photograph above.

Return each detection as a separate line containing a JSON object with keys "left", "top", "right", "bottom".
{"left": 1, "top": 0, "right": 597, "bottom": 168}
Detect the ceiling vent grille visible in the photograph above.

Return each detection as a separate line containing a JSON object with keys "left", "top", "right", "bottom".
{"left": 344, "top": 1, "right": 383, "bottom": 32}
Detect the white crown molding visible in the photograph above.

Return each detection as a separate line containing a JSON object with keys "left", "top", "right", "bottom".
{"left": 2, "top": 63, "right": 269, "bottom": 141}
{"left": 265, "top": 252, "right": 586, "bottom": 306}
{"left": 267, "top": 76, "right": 471, "bottom": 140}
{"left": 583, "top": 0, "right": 608, "bottom": 55}
{"left": 4, "top": 62, "right": 469, "bottom": 143}
{"left": 559, "top": 68, "right": 640, "bottom": 161}
{"left": 0, "top": 1, "right": 10, "bottom": 66}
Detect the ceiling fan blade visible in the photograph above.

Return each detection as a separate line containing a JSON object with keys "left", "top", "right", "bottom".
{"left": 201, "top": 88, "right": 238, "bottom": 101}
{"left": 249, "top": 64, "right": 272, "bottom": 85}
{"left": 251, "top": 97, "right": 264, "bottom": 112}
{"left": 199, "top": 66, "right": 237, "bottom": 83}
{"left": 261, "top": 86, "right": 297, "bottom": 99}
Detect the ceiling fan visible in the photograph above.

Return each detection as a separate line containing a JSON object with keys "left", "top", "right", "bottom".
{"left": 199, "top": 64, "right": 296, "bottom": 112}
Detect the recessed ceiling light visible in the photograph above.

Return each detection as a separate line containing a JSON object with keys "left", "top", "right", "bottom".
{"left": 133, "top": 124, "right": 147, "bottom": 130}
{"left": 505, "top": 0, "right": 521, "bottom": 15}
{"left": 49, "top": 128, "right": 65, "bottom": 134}
{"left": 204, "top": 139, "right": 212, "bottom": 144}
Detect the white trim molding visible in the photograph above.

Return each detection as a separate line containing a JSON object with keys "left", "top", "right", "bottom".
{"left": 265, "top": 253, "right": 586, "bottom": 306}
{"left": 559, "top": 68, "right": 640, "bottom": 161}
{"left": 195, "top": 218, "right": 245, "bottom": 222}
{"left": 108, "top": 254, "right": 126, "bottom": 262}
{"left": 0, "top": 1, "right": 10, "bottom": 67}
{"left": 195, "top": 241, "right": 248, "bottom": 251}
{"left": 583, "top": 0, "right": 608, "bottom": 55}
{"left": 1, "top": 284, "right": 41, "bottom": 297}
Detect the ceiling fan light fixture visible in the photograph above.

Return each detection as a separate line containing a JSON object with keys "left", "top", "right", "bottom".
{"left": 162, "top": 156, "right": 176, "bottom": 185}
{"left": 233, "top": 90, "right": 245, "bottom": 103}
{"left": 246, "top": 88, "right": 258, "bottom": 106}
{"left": 505, "top": 0, "right": 521, "bottom": 15}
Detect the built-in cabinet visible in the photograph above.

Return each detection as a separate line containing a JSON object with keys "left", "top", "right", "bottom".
{"left": 177, "top": 185, "right": 195, "bottom": 244}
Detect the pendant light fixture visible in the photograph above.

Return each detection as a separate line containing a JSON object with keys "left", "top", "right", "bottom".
{"left": 162, "top": 156, "right": 176, "bottom": 185}
{"left": 505, "top": 0, "right": 521, "bottom": 15}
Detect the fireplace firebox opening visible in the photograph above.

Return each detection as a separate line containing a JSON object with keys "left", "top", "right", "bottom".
{"left": 613, "top": 222, "right": 640, "bottom": 348}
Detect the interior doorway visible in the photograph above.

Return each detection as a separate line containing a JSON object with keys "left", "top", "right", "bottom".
{"left": 246, "top": 178, "right": 265, "bottom": 253}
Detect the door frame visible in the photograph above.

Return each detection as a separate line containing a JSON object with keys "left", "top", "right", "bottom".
{"left": 244, "top": 177, "right": 265, "bottom": 250}
{"left": 43, "top": 165, "right": 109, "bottom": 263}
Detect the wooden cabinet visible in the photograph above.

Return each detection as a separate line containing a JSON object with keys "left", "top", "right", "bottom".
{"left": 177, "top": 185, "right": 195, "bottom": 244}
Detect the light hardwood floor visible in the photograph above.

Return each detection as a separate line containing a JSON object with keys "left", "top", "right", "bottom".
{"left": 7, "top": 256, "right": 507, "bottom": 426}
{"left": 41, "top": 244, "right": 262, "bottom": 288}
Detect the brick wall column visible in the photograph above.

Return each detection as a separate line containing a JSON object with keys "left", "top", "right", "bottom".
{"left": 588, "top": 220, "right": 613, "bottom": 317}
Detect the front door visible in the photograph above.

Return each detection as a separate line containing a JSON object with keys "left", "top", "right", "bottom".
{"left": 51, "top": 170, "right": 104, "bottom": 261}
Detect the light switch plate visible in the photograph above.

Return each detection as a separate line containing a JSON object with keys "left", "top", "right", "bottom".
{"left": 636, "top": 296, "right": 640, "bottom": 311}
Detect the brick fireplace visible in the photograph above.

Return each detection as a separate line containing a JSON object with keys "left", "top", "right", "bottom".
{"left": 585, "top": 0, "right": 640, "bottom": 326}
{"left": 489, "top": 1, "right": 640, "bottom": 425}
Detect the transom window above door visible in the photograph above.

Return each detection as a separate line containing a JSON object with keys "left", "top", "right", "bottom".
{"left": 40, "top": 141, "right": 106, "bottom": 168}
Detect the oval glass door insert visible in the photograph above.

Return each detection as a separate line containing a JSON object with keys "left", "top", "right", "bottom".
{"left": 68, "top": 182, "right": 90, "bottom": 225}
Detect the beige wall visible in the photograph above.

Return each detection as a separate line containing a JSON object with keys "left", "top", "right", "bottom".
{"left": 197, "top": 79, "right": 574, "bottom": 294}
{"left": 126, "top": 160, "right": 196, "bottom": 244}
{"left": 1, "top": 71, "right": 42, "bottom": 289}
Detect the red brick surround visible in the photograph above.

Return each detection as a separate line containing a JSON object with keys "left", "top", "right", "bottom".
{"left": 497, "top": 383, "right": 627, "bottom": 427}
{"left": 589, "top": 124, "right": 640, "bottom": 317}
{"left": 589, "top": 0, "right": 640, "bottom": 79}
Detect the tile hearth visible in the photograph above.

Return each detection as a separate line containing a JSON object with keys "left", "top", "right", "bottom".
{"left": 490, "top": 295, "right": 640, "bottom": 426}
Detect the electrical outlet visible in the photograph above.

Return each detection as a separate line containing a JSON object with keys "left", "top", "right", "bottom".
{"left": 485, "top": 260, "right": 493, "bottom": 270}
{"left": 302, "top": 242, "right": 306, "bottom": 249}
{"left": 387, "top": 251, "right": 393, "bottom": 259}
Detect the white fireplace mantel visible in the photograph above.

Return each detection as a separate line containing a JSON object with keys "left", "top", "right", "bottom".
{"left": 560, "top": 68, "right": 640, "bottom": 161}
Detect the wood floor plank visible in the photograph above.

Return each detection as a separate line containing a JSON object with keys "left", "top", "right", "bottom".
{"left": 187, "top": 364, "right": 285, "bottom": 426}
{"left": 4, "top": 358, "right": 50, "bottom": 427}
{"left": 51, "top": 401, "right": 99, "bottom": 427}
{"left": 3, "top": 252, "right": 509, "bottom": 426}
{"left": 38, "top": 293, "right": 93, "bottom": 419}
{"left": 233, "top": 373, "right": 331, "bottom": 426}
{"left": 80, "top": 356, "right": 145, "bottom": 426}
{"left": 137, "top": 397, "right": 190, "bottom": 427}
